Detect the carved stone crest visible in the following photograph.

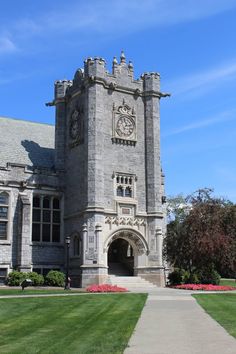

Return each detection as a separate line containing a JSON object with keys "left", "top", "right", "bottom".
{"left": 69, "top": 108, "right": 84, "bottom": 147}
{"left": 112, "top": 100, "right": 137, "bottom": 145}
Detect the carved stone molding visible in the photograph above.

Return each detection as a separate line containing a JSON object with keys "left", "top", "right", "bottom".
{"left": 105, "top": 216, "right": 146, "bottom": 227}
{"left": 112, "top": 100, "right": 137, "bottom": 146}
{"left": 106, "top": 230, "right": 148, "bottom": 256}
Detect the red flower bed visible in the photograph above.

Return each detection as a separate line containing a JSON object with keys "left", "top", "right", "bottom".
{"left": 86, "top": 284, "right": 128, "bottom": 293}
{"left": 172, "top": 284, "right": 235, "bottom": 291}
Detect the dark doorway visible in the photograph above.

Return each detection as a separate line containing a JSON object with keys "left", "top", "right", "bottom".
{"left": 108, "top": 238, "right": 134, "bottom": 276}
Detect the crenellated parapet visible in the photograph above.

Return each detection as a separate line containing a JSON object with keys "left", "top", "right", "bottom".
{"left": 51, "top": 51, "right": 171, "bottom": 100}
{"left": 84, "top": 57, "right": 107, "bottom": 78}
{"left": 54, "top": 79, "right": 73, "bottom": 100}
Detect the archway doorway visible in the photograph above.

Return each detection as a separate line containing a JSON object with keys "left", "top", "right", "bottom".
{"left": 108, "top": 238, "right": 134, "bottom": 276}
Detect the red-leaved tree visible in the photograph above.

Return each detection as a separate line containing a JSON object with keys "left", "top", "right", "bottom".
{"left": 164, "top": 188, "right": 236, "bottom": 278}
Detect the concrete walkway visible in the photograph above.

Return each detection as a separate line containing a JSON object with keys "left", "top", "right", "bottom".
{"left": 124, "top": 287, "right": 236, "bottom": 354}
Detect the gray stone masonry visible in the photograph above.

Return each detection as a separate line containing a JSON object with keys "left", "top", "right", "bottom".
{"left": 54, "top": 52, "right": 169, "bottom": 287}
{"left": 0, "top": 53, "right": 169, "bottom": 287}
{"left": 0, "top": 119, "right": 64, "bottom": 276}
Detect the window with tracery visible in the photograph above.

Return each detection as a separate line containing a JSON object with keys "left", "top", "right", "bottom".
{"left": 0, "top": 192, "right": 9, "bottom": 240}
{"left": 32, "top": 195, "right": 61, "bottom": 243}
{"left": 115, "top": 173, "right": 135, "bottom": 198}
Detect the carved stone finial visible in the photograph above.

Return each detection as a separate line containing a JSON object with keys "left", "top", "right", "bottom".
{"left": 113, "top": 56, "right": 118, "bottom": 65}
{"left": 120, "top": 50, "right": 126, "bottom": 63}
{"left": 128, "top": 61, "right": 133, "bottom": 70}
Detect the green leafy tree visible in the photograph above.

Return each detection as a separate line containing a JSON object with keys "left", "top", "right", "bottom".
{"left": 164, "top": 188, "right": 236, "bottom": 279}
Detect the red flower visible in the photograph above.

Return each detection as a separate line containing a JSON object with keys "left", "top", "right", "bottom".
{"left": 172, "top": 284, "right": 235, "bottom": 291}
{"left": 86, "top": 284, "right": 128, "bottom": 293}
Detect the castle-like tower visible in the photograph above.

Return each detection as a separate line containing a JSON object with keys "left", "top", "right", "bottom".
{"left": 54, "top": 52, "right": 168, "bottom": 287}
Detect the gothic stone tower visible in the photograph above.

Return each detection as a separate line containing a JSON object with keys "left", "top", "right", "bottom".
{"left": 53, "top": 52, "right": 169, "bottom": 287}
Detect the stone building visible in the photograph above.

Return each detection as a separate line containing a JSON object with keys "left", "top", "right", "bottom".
{"left": 0, "top": 52, "right": 169, "bottom": 287}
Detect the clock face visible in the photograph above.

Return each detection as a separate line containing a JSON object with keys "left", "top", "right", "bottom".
{"left": 116, "top": 116, "right": 134, "bottom": 137}
{"left": 70, "top": 119, "right": 79, "bottom": 139}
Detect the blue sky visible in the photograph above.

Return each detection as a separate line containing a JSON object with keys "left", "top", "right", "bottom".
{"left": 0, "top": 0, "right": 236, "bottom": 202}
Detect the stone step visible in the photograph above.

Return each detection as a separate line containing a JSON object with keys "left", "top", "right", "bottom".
{"left": 108, "top": 275, "right": 157, "bottom": 289}
{"left": 109, "top": 275, "right": 153, "bottom": 282}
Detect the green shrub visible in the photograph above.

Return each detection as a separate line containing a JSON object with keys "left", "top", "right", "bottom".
{"left": 45, "top": 270, "right": 65, "bottom": 287}
{"left": 168, "top": 269, "right": 184, "bottom": 285}
{"left": 183, "top": 270, "right": 190, "bottom": 284}
{"left": 197, "top": 266, "right": 221, "bottom": 285}
{"left": 188, "top": 272, "right": 200, "bottom": 284}
{"left": 182, "top": 270, "right": 200, "bottom": 284}
{"left": 26, "top": 272, "right": 44, "bottom": 286}
{"left": 7, "top": 271, "right": 45, "bottom": 286}
{"left": 7, "top": 271, "right": 25, "bottom": 286}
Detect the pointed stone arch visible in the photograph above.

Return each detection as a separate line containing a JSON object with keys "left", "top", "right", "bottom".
{"left": 104, "top": 228, "right": 149, "bottom": 256}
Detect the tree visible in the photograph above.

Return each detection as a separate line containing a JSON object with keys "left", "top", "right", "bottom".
{"left": 164, "top": 188, "right": 236, "bottom": 278}
{"left": 166, "top": 194, "right": 191, "bottom": 223}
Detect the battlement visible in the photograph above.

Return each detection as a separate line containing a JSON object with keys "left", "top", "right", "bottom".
{"left": 84, "top": 57, "right": 107, "bottom": 77}
{"left": 54, "top": 79, "right": 73, "bottom": 99}
{"left": 53, "top": 52, "right": 169, "bottom": 99}
{"left": 141, "top": 72, "right": 161, "bottom": 92}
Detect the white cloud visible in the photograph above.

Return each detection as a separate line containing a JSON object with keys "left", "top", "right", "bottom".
{"left": 166, "top": 61, "right": 236, "bottom": 98}
{"left": 0, "top": 36, "right": 17, "bottom": 54}
{"left": 35, "top": 0, "right": 236, "bottom": 34}
{"left": 2, "top": 0, "right": 236, "bottom": 53}
{"left": 164, "top": 109, "right": 236, "bottom": 137}
{"left": 46, "top": 1, "right": 236, "bottom": 28}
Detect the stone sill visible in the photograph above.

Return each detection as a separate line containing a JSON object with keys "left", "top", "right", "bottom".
{"left": 0, "top": 240, "right": 11, "bottom": 245}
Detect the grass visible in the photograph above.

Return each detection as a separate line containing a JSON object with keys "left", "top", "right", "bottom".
{"left": 0, "top": 293, "right": 147, "bottom": 354}
{"left": 220, "top": 279, "right": 236, "bottom": 288}
{"left": 193, "top": 294, "right": 236, "bottom": 338}
{"left": 0, "top": 288, "right": 83, "bottom": 296}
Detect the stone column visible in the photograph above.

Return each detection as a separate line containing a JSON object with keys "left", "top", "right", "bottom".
{"left": 18, "top": 194, "right": 32, "bottom": 272}
{"left": 82, "top": 223, "right": 88, "bottom": 264}
{"left": 95, "top": 223, "right": 102, "bottom": 264}
{"left": 155, "top": 227, "right": 163, "bottom": 267}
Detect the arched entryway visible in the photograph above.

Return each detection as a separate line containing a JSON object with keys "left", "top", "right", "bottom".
{"left": 105, "top": 229, "right": 149, "bottom": 277}
{"left": 108, "top": 238, "right": 134, "bottom": 275}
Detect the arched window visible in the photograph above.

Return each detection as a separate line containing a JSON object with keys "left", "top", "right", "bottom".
{"left": 125, "top": 187, "right": 132, "bottom": 198}
{"left": 117, "top": 186, "right": 123, "bottom": 197}
{"left": 0, "top": 192, "right": 9, "bottom": 240}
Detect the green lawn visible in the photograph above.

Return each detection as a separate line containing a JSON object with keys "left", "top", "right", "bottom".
{"left": 0, "top": 288, "right": 83, "bottom": 296}
{"left": 220, "top": 279, "right": 236, "bottom": 287}
{"left": 193, "top": 294, "right": 236, "bottom": 338}
{"left": 0, "top": 293, "right": 147, "bottom": 354}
